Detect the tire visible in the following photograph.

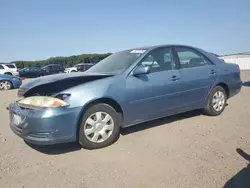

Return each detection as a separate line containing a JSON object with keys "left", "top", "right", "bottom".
{"left": 78, "top": 103, "right": 121, "bottom": 149}
{"left": 203, "top": 86, "right": 227, "bottom": 116}
{"left": 0, "top": 80, "right": 13, "bottom": 90}
{"left": 71, "top": 70, "right": 77, "bottom": 73}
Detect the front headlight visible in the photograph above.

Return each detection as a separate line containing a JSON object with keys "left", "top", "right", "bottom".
{"left": 17, "top": 96, "right": 68, "bottom": 109}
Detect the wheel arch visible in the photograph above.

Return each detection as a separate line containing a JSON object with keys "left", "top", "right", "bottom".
{"left": 4, "top": 72, "right": 12, "bottom": 75}
{"left": 216, "top": 82, "right": 229, "bottom": 98}
{"left": 0, "top": 79, "right": 13, "bottom": 89}
{"left": 75, "top": 97, "right": 124, "bottom": 140}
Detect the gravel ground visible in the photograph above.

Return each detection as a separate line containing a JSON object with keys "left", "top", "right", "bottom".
{"left": 0, "top": 71, "right": 250, "bottom": 188}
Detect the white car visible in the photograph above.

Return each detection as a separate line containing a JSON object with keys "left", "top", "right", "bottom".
{"left": 64, "top": 66, "right": 78, "bottom": 73}
{"left": 0, "top": 63, "right": 19, "bottom": 76}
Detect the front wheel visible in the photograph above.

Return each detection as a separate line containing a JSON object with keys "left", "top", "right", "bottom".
{"left": 78, "top": 103, "right": 121, "bottom": 149}
{"left": 203, "top": 86, "right": 227, "bottom": 116}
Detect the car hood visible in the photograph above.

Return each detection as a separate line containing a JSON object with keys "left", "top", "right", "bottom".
{"left": 18, "top": 72, "right": 113, "bottom": 97}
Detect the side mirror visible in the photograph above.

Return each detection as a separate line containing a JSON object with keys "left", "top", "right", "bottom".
{"left": 133, "top": 66, "right": 150, "bottom": 76}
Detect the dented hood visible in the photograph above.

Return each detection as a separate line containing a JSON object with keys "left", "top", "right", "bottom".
{"left": 18, "top": 72, "right": 113, "bottom": 97}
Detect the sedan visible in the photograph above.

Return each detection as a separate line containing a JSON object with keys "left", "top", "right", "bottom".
{"left": 8, "top": 44, "right": 242, "bottom": 149}
{"left": 19, "top": 67, "right": 49, "bottom": 78}
{"left": 0, "top": 74, "right": 22, "bottom": 90}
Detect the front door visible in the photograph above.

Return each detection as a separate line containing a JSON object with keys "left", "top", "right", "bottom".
{"left": 124, "top": 47, "right": 182, "bottom": 125}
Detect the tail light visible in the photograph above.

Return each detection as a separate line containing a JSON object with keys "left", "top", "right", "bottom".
{"left": 83, "top": 65, "right": 86, "bottom": 71}
{"left": 16, "top": 68, "right": 19, "bottom": 72}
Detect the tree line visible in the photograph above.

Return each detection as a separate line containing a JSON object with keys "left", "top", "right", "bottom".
{"left": 11, "top": 53, "right": 112, "bottom": 69}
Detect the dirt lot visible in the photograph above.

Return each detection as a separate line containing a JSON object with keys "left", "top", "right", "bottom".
{"left": 0, "top": 71, "right": 250, "bottom": 188}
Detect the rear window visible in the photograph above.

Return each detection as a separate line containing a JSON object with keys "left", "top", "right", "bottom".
{"left": 5, "top": 64, "right": 16, "bottom": 68}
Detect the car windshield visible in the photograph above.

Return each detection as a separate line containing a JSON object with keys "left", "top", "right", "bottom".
{"left": 85, "top": 49, "right": 147, "bottom": 74}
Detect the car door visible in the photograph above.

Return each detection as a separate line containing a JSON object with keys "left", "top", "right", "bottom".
{"left": 125, "top": 47, "right": 182, "bottom": 124}
{"left": 24, "top": 67, "right": 32, "bottom": 77}
{"left": 55, "top": 65, "right": 63, "bottom": 73}
{"left": 51, "top": 65, "right": 58, "bottom": 74}
{"left": 174, "top": 46, "right": 217, "bottom": 108}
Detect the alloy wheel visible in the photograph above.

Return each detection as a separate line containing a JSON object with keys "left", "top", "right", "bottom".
{"left": 0, "top": 81, "right": 12, "bottom": 90}
{"left": 212, "top": 91, "right": 225, "bottom": 111}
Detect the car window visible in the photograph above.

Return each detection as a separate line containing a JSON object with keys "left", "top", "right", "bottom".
{"left": 0, "top": 65, "right": 4, "bottom": 69}
{"left": 175, "top": 47, "right": 212, "bottom": 69}
{"left": 139, "top": 48, "right": 175, "bottom": 73}
{"left": 53, "top": 65, "right": 61, "bottom": 70}
{"left": 5, "top": 64, "right": 16, "bottom": 68}
{"left": 30, "top": 67, "right": 39, "bottom": 71}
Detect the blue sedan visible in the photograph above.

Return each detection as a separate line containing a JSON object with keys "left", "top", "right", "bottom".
{"left": 0, "top": 74, "right": 22, "bottom": 90}
{"left": 8, "top": 45, "right": 242, "bottom": 149}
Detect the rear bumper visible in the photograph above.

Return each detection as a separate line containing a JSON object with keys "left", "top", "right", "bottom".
{"left": 12, "top": 72, "right": 19, "bottom": 77}
{"left": 229, "top": 81, "right": 242, "bottom": 98}
{"left": 8, "top": 103, "right": 82, "bottom": 145}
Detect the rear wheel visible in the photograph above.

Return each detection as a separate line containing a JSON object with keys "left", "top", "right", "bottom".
{"left": 0, "top": 80, "right": 12, "bottom": 90}
{"left": 78, "top": 103, "right": 120, "bottom": 149}
{"left": 203, "top": 86, "right": 227, "bottom": 116}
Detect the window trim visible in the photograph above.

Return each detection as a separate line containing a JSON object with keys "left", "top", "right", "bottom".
{"left": 173, "top": 46, "right": 214, "bottom": 69}
{"left": 5, "top": 64, "right": 16, "bottom": 69}
{"left": 132, "top": 46, "right": 178, "bottom": 75}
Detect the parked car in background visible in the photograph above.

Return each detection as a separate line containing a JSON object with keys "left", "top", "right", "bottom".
{"left": 76, "top": 63, "right": 95, "bottom": 72}
{"left": 19, "top": 67, "right": 50, "bottom": 78}
{"left": 64, "top": 65, "right": 78, "bottom": 73}
{"left": 42, "top": 64, "right": 65, "bottom": 75}
{"left": 0, "top": 74, "right": 22, "bottom": 90}
{"left": 9, "top": 44, "right": 242, "bottom": 149}
{"left": 0, "top": 63, "right": 19, "bottom": 76}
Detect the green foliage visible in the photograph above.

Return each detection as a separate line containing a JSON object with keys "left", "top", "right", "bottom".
{"left": 12, "top": 53, "right": 112, "bottom": 69}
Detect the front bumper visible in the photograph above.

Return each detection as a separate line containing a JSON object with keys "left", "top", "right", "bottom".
{"left": 8, "top": 103, "right": 82, "bottom": 145}
{"left": 12, "top": 78, "right": 22, "bottom": 89}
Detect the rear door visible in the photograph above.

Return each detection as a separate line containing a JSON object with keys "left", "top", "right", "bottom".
{"left": 51, "top": 65, "right": 58, "bottom": 74}
{"left": 174, "top": 46, "right": 217, "bottom": 108}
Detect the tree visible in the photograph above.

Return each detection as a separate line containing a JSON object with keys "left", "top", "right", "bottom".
{"left": 11, "top": 53, "right": 112, "bottom": 68}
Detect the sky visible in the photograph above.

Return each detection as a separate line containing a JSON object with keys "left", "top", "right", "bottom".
{"left": 1, "top": 0, "right": 250, "bottom": 62}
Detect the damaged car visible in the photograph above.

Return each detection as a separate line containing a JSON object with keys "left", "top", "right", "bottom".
{"left": 8, "top": 45, "right": 242, "bottom": 149}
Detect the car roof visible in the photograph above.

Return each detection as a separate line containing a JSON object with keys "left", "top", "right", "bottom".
{"left": 0, "top": 63, "right": 16, "bottom": 65}
{"left": 76, "top": 63, "right": 94, "bottom": 66}
{"left": 127, "top": 44, "right": 199, "bottom": 51}
{"left": 43, "top": 64, "right": 61, "bottom": 67}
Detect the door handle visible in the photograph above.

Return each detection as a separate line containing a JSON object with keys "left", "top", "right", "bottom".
{"left": 210, "top": 70, "right": 216, "bottom": 74}
{"left": 171, "top": 75, "right": 180, "bottom": 81}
